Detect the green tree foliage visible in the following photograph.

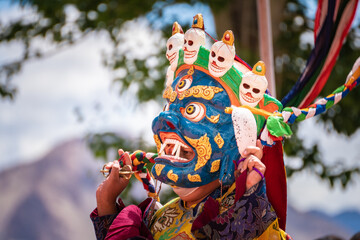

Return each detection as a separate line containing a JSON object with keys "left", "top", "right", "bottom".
{"left": 1, "top": 0, "right": 359, "bottom": 190}
{"left": 0, "top": 0, "right": 162, "bottom": 100}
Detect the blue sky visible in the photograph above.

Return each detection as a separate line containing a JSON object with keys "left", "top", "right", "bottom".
{"left": 0, "top": 1, "right": 360, "bottom": 215}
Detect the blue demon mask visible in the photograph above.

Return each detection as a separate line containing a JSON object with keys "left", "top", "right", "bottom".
{"left": 151, "top": 65, "right": 240, "bottom": 188}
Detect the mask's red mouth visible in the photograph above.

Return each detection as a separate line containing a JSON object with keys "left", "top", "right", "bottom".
{"left": 240, "top": 91, "right": 259, "bottom": 103}
{"left": 158, "top": 132, "right": 195, "bottom": 163}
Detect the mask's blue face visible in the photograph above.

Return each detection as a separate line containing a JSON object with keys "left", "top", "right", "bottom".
{"left": 151, "top": 67, "right": 239, "bottom": 188}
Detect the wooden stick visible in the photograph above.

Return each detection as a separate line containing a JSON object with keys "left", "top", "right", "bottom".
{"left": 257, "top": 0, "right": 276, "bottom": 97}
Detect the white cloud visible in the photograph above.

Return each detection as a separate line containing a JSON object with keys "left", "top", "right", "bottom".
{"left": 0, "top": 30, "right": 161, "bottom": 169}
{"left": 288, "top": 170, "right": 360, "bottom": 214}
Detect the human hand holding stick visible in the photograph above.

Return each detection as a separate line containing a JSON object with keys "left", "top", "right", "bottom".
{"left": 96, "top": 149, "right": 132, "bottom": 216}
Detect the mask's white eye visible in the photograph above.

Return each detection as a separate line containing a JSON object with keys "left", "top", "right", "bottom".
{"left": 181, "top": 102, "right": 206, "bottom": 122}
{"left": 176, "top": 75, "right": 192, "bottom": 93}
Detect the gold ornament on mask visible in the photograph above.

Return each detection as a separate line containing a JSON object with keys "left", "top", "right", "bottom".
{"left": 206, "top": 114, "right": 220, "bottom": 124}
{"left": 154, "top": 135, "right": 162, "bottom": 153}
{"left": 210, "top": 160, "right": 220, "bottom": 173}
{"left": 155, "top": 164, "right": 165, "bottom": 176}
{"left": 192, "top": 13, "right": 204, "bottom": 30}
{"left": 214, "top": 133, "right": 224, "bottom": 149}
{"left": 187, "top": 174, "right": 202, "bottom": 182}
{"left": 163, "top": 86, "right": 172, "bottom": 99}
{"left": 185, "top": 134, "right": 212, "bottom": 171}
{"left": 172, "top": 21, "right": 184, "bottom": 35}
{"left": 167, "top": 170, "right": 178, "bottom": 182}
{"left": 252, "top": 61, "right": 266, "bottom": 76}
{"left": 222, "top": 30, "right": 235, "bottom": 46}
{"left": 163, "top": 81, "right": 223, "bottom": 103}
{"left": 187, "top": 66, "right": 195, "bottom": 75}
{"left": 163, "top": 86, "right": 177, "bottom": 102}
{"left": 178, "top": 86, "right": 223, "bottom": 101}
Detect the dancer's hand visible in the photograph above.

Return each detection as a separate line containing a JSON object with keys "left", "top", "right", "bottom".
{"left": 96, "top": 149, "right": 132, "bottom": 216}
{"left": 236, "top": 140, "right": 266, "bottom": 190}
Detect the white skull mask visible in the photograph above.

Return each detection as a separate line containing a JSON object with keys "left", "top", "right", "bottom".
{"left": 239, "top": 72, "right": 268, "bottom": 107}
{"left": 166, "top": 33, "right": 184, "bottom": 71}
{"left": 208, "top": 41, "right": 235, "bottom": 77}
{"left": 183, "top": 28, "right": 205, "bottom": 65}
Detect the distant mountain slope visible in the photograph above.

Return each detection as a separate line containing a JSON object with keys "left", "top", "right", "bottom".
{"left": 334, "top": 211, "right": 360, "bottom": 234}
{"left": 286, "top": 205, "right": 357, "bottom": 239}
{"left": 0, "top": 139, "right": 103, "bottom": 240}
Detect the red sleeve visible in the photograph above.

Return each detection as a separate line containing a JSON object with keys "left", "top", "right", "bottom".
{"left": 90, "top": 198, "right": 153, "bottom": 240}
{"left": 90, "top": 198, "right": 126, "bottom": 240}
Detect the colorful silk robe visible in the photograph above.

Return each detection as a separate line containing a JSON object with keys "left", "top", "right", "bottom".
{"left": 90, "top": 180, "right": 291, "bottom": 240}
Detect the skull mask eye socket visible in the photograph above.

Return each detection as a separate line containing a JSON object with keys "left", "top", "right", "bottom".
{"left": 218, "top": 56, "right": 225, "bottom": 62}
{"left": 188, "top": 40, "right": 193, "bottom": 46}
{"left": 252, "top": 88, "right": 260, "bottom": 94}
{"left": 184, "top": 39, "right": 187, "bottom": 44}
{"left": 168, "top": 44, "right": 173, "bottom": 50}
{"left": 211, "top": 51, "right": 216, "bottom": 57}
{"left": 243, "top": 83, "right": 250, "bottom": 89}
